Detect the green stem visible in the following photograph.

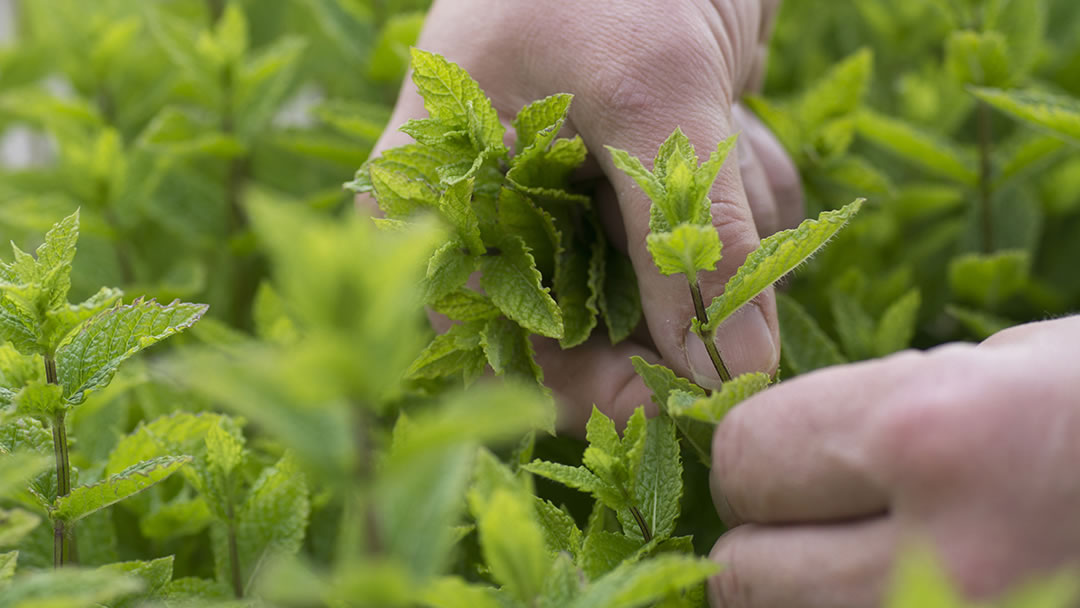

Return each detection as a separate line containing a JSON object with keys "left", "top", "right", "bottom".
{"left": 225, "top": 500, "right": 243, "bottom": 597}
{"left": 977, "top": 101, "right": 995, "bottom": 253}
{"left": 46, "top": 356, "right": 71, "bottom": 568}
{"left": 687, "top": 280, "right": 732, "bottom": 383}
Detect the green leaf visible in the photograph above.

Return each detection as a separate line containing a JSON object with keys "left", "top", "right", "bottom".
{"left": 476, "top": 488, "right": 550, "bottom": 604}
{"left": 600, "top": 252, "right": 643, "bottom": 344}
{"left": 830, "top": 290, "right": 877, "bottom": 361}
{"left": 948, "top": 250, "right": 1030, "bottom": 310}
{"left": 53, "top": 455, "right": 191, "bottom": 523}
{"left": 56, "top": 298, "right": 208, "bottom": 405}
{"left": 513, "top": 93, "right": 573, "bottom": 153}
{"left": 569, "top": 554, "right": 721, "bottom": 608}
{"left": 629, "top": 356, "right": 712, "bottom": 465}
{"left": 580, "top": 530, "right": 643, "bottom": 580}
{"left": 945, "top": 305, "right": 1014, "bottom": 340}
{"left": 945, "top": 30, "right": 1011, "bottom": 87}
{"left": 607, "top": 147, "right": 665, "bottom": 205}
{"left": 704, "top": 200, "right": 863, "bottom": 333}
{"left": 439, "top": 178, "right": 485, "bottom": 255}
{"left": 874, "top": 289, "right": 921, "bottom": 357}
{"left": 646, "top": 223, "right": 722, "bottom": 277}
{"left": 0, "top": 551, "right": 15, "bottom": 590}
{"left": 776, "top": 293, "right": 847, "bottom": 376}
{"left": 431, "top": 289, "right": 501, "bottom": 322}
{"left": 856, "top": 111, "right": 978, "bottom": 185}
{"left": 370, "top": 162, "right": 440, "bottom": 218}
{"left": 42, "top": 287, "right": 123, "bottom": 351}
{"left": 620, "top": 415, "right": 682, "bottom": 541}
{"left": 0, "top": 508, "right": 41, "bottom": 547}
{"left": 13, "top": 382, "right": 62, "bottom": 418}
{"left": 538, "top": 553, "right": 583, "bottom": 608}
{"left": 98, "top": 556, "right": 174, "bottom": 608}
{"left": 368, "top": 12, "right": 425, "bottom": 82}
{"left": 224, "top": 455, "right": 310, "bottom": 592}
{"left": 480, "top": 235, "right": 564, "bottom": 339}
{"left": 421, "top": 239, "right": 479, "bottom": 304}
{"left": 524, "top": 461, "right": 626, "bottom": 512}
{"left": 534, "top": 497, "right": 582, "bottom": 558}
{"left": 555, "top": 242, "right": 602, "bottom": 349}
{"left": 406, "top": 322, "right": 485, "bottom": 381}
{"left": 973, "top": 87, "right": 1080, "bottom": 143}
{"left": 33, "top": 209, "right": 79, "bottom": 310}
{"left": 797, "top": 48, "right": 874, "bottom": 130}
{"left": 205, "top": 424, "right": 244, "bottom": 478}
{"left": 0, "top": 567, "right": 142, "bottom": 608}
{"left": 410, "top": 48, "right": 505, "bottom": 151}
{"left": 480, "top": 317, "right": 544, "bottom": 385}
{"left": 419, "top": 577, "right": 503, "bottom": 608}
{"left": 667, "top": 373, "right": 770, "bottom": 424}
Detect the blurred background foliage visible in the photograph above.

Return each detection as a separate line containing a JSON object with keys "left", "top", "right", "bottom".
{"left": 0, "top": 0, "right": 1079, "bottom": 605}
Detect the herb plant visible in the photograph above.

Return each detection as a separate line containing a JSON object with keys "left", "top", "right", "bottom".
{"left": 1, "top": 0, "right": 1079, "bottom": 606}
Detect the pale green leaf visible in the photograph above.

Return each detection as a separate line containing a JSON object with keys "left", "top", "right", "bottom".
{"left": 410, "top": 48, "right": 504, "bottom": 150}
{"left": 480, "top": 235, "right": 564, "bottom": 339}
{"left": 704, "top": 200, "right": 863, "bottom": 332}
{"left": 856, "top": 111, "right": 978, "bottom": 185}
{"left": 776, "top": 293, "right": 847, "bottom": 376}
{"left": 53, "top": 455, "right": 191, "bottom": 523}
{"left": 13, "top": 382, "right": 62, "bottom": 418}
{"left": 420, "top": 577, "right": 503, "bottom": 608}
{"left": 205, "top": 424, "right": 245, "bottom": 477}
{"left": 620, "top": 415, "right": 681, "bottom": 542}
{"left": 431, "top": 289, "right": 500, "bottom": 322}
{"left": 973, "top": 87, "right": 1080, "bottom": 142}
{"left": 667, "top": 373, "right": 770, "bottom": 424}
{"left": 0, "top": 508, "right": 40, "bottom": 547}
{"left": 569, "top": 554, "right": 721, "bottom": 608}
{"left": 0, "top": 551, "right": 14, "bottom": 590}
{"left": 534, "top": 497, "right": 582, "bottom": 558}
{"left": 948, "top": 250, "right": 1030, "bottom": 310}
{"left": 646, "top": 223, "right": 722, "bottom": 277}
{"left": 874, "top": 289, "right": 921, "bottom": 357}
{"left": 513, "top": 93, "right": 573, "bottom": 153}
{"left": 439, "top": 178, "right": 485, "bottom": 255}
{"left": 476, "top": 488, "right": 550, "bottom": 604}
{"left": 797, "top": 48, "right": 874, "bottom": 130}
{"left": 0, "top": 567, "right": 141, "bottom": 608}
{"left": 370, "top": 162, "right": 441, "bottom": 218}
{"left": 606, "top": 147, "right": 664, "bottom": 205}
{"left": 420, "top": 239, "right": 478, "bottom": 305}
{"left": 56, "top": 298, "right": 208, "bottom": 405}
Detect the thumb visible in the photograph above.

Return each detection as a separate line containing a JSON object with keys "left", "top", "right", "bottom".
{"left": 585, "top": 103, "right": 780, "bottom": 387}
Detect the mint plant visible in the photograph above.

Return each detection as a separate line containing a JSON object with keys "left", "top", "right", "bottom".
{"left": 348, "top": 48, "right": 641, "bottom": 388}
{"left": 0, "top": 211, "right": 206, "bottom": 568}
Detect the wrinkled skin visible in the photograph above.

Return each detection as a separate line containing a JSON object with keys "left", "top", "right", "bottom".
{"left": 360, "top": 1, "right": 1080, "bottom": 605}
{"left": 709, "top": 316, "right": 1080, "bottom": 606}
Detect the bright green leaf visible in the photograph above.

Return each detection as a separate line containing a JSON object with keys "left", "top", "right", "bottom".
{"left": 53, "top": 455, "right": 191, "bottom": 523}
{"left": 667, "top": 373, "right": 770, "bottom": 424}
{"left": 646, "top": 223, "right": 722, "bottom": 277}
{"left": 480, "top": 235, "right": 564, "bottom": 339}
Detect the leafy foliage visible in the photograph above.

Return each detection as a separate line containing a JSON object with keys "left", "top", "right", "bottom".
{"left": 2, "top": 0, "right": 1080, "bottom": 606}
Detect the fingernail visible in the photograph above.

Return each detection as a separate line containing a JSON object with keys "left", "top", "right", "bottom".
{"left": 685, "top": 303, "right": 777, "bottom": 389}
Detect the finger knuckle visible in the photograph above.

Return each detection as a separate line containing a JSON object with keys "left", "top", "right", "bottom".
{"left": 708, "top": 529, "right": 753, "bottom": 607}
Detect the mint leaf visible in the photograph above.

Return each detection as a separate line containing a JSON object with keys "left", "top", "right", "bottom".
{"left": 421, "top": 239, "right": 478, "bottom": 304}
{"left": 946, "top": 305, "right": 1014, "bottom": 340}
{"left": 513, "top": 93, "right": 573, "bottom": 154}
{"left": 580, "top": 530, "right": 642, "bottom": 579}
{"left": 599, "top": 251, "right": 642, "bottom": 344}
{"left": 524, "top": 461, "right": 626, "bottom": 512}
{"left": 0, "top": 567, "right": 142, "bottom": 608}
{"left": 856, "top": 111, "right": 978, "bottom": 185}
{"left": 480, "top": 235, "right": 564, "bottom": 339}
{"left": 57, "top": 298, "right": 208, "bottom": 405}
{"left": 480, "top": 317, "right": 544, "bottom": 384}
{"left": 420, "top": 577, "right": 503, "bottom": 608}
{"left": 973, "top": 87, "right": 1080, "bottom": 143}
{"left": 13, "top": 382, "right": 62, "bottom": 418}
{"left": 370, "top": 163, "right": 440, "bottom": 218}
{"left": 475, "top": 488, "right": 550, "bottom": 604}
{"left": 33, "top": 209, "right": 79, "bottom": 311}
{"left": 797, "top": 48, "right": 873, "bottom": 130}
{"left": 42, "top": 287, "right": 123, "bottom": 351}
{"left": 534, "top": 497, "right": 582, "bottom": 558}
{"left": 554, "top": 242, "right": 602, "bottom": 349}
{"left": 431, "top": 289, "right": 501, "bottom": 322}
{"left": 439, "top": 178, "right": 485, "bottom": 255}
{"left": 948, "top": 250, "right": 1030, "bottom": 310}
{"left": 646, "top": 223, "right": 722, "bottom": 277}
{"left": 53, "top": 455, "right": 191, "bottom": 523}
{"left": 629, "top": 356, "right": 712, "bottom": 465}
{"left": 619, "top": 415, "right": 682, "bottom": 542}
{"left": 0, "top": 507, "right": 41, "bottom": 547}
{"left": 410, "top": 48, "right": 505, "bottom": 151}
{"left": 406, "top": 322, "right": 485, "bottom": 381}
{"left": 776, "top": 293, "right": 846, "bottom": 376}
{"left": 569, "top": 554, "right": 721, "bottom": 608}
{"left": 0, "top": 550, "right": 15, "bottom": 589}
{"left": 874, "top": 288, "right": 921, "bottom": 357}
{"left": 667, "top": 372, "right": 770, "bottom": 424}
{"left": 703, "top": 200, "right": 863, "bottom": 333}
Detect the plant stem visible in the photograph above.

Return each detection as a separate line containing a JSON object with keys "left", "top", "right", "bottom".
{"left": 687, "top": 280, "right": 732, "bottom": 383}
{"left": 628, "top": 505, "right": 653, "bottom": 543}
{"left": 46, "top": 356, "right": 71, "bottom": 568}
{"left": 977, "top": 100, "right": 995, "bottom": 253}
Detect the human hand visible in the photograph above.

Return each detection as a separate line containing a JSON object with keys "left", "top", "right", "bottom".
{"left": 359, "top": 0, "right": 803, "bottom": 429}
{"left": 708, "top": 315, "right": 1080, "bottom": 606}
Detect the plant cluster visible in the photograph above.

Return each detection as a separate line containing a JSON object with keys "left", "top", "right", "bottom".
{"left": 0, "top": 0, "right": 1079, "bottom": 607}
